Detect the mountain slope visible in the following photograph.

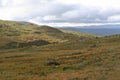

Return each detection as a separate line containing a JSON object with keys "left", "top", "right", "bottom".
{"left": 60, "top": 29, "right": 98, "bottom": 37}
{"left": 0, "top": 20, "right": 120, "bottom": 80}
{"left": 0, "top": 20, "right": 97, "bottom": 49}
{"left": 0, "top": 33, "right": 119, "bottom": 80}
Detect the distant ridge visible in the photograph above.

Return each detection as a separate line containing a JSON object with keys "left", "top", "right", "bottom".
{"left": 59, "top": 27, "right": 120, "bottom": 36}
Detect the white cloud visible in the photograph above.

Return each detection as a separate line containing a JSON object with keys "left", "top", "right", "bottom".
{"left": 62, "top": 10, "right": 80, "bottom": 19}
{"left": 0, "top": 6, "right": 28, "bottom": 20}
{"left": 28, "top": 19, "right": 120, "bottom": 27}
{"left": 43, "top": 15, "right": 60, "bottom": 21}
{"left": 48, "top": 22, "right": 120, "bottom": 27}
{"left": 28, "top": 17, "right": 43, "bottom": 25}
{"left": 108, "top": 15, "right": 120, "bottom": 21}
{"left": 0, "top": 0, "right": 120, "bottom": 27}
{"left": 56, "top": 0, "right": 120, "bottom": 9}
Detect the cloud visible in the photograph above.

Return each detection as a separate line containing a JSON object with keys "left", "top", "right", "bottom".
{"left": 0, "top": 0, "right": 120, "bottom": 27}
{"left": 108, "top": 15, "right": 120, "bottom": 22}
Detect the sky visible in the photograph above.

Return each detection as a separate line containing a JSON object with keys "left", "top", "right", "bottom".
{"left": 0, "top": 0, "right": 120, "bottom": 27}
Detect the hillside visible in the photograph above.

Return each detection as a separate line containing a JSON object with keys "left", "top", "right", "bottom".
{"left": 0, "top": 20, "right": 92, "bottom": 49}
{"left": 0, "top": 20, "right": 64, "bottom": 42}
{"left": 60, "top": 29, "right": 98, "bottom": 37}
{"left": 0, "top": 34, "right": 119, "bottom": 80}
{"left": 0, "top": 20, "right": 120, "bottom": 80}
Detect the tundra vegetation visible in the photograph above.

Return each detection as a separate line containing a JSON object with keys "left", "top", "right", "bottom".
{"left": 0, "top": 20, "right": 120, "bottom": 80}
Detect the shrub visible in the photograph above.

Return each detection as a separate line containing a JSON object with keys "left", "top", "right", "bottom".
{"left": 45, "top": 61, "right": 60, "bottom": 66}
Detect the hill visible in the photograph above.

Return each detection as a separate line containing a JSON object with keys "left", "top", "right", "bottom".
{"left": 60, "top": 29, "right": 98, "bottom": 37}
{"left": 0, "top": 20, "right": 120, "bottom": 80}
{"left": 0, "top": 20, "right": 93, "bottom": 49}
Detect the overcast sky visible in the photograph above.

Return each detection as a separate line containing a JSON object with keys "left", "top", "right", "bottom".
{"left": 0, "top": 0, "right": 120, "bottom": 27}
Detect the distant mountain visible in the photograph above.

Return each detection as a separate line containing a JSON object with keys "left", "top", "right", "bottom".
{"left": 59, "top": 27, "right": 120, "bottom": 36}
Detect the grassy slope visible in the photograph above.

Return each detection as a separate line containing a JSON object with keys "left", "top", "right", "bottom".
{"left": 0, "top": 20, "right": 86, "bottom": 49}
{"left": 0, "top": 20, "right": 64, "bottom": 42}
{"left": 60, "top": 29, "right": 98, "bottom": 37}
{"left": 0, "top": 35, "right": 119, "bottom": 80}
{"left": 0, "top": 20, "right": 120, "bottom": 80}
